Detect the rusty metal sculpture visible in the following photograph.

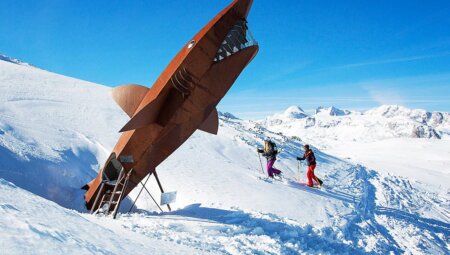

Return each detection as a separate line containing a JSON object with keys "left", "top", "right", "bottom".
{"left": 84, "top": 0, "right": 258, "bottom": 214}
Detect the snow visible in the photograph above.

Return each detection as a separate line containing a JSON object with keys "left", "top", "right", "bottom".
{"left": 283, "top": 105, "right": 308, "bottom": 119}
{"left": 263, "top": 104, "right": 449, "bottom": 141}
{"left": 218, "top": 111, "right": 239, "bottom": 120}
{"left": 0, "top": 179, "right": 205, "bottom": 255}
{"left": 266, "top": 105, "right": 308, "bottom": 121}
{"left": 315, "top": 106, "right": 350, "bottom": 116}
{"left": 0, "top": 59, "right": 126, "bottom": 211}
{"left": 0, "top": 54, "right": 33, "bottom": 67}
{"left": 319, "top": 138, "right": 450, "bottom": 188}
{"left": 0, "top": 56, "right": 449, "bottom": 254}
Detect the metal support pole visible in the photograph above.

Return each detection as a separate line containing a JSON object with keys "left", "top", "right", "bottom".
{"left": 128, "top": 173, "right": 151, "bottom": 213}
{"left": 142, "top": 182, "right": 164, "bottom": 213}
{"left": 153, "top": 170, "right": 171, "bottom": 212}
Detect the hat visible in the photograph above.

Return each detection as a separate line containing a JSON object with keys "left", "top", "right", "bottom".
{"left": 264, "top": 137, "right": 271, "bottom": 142}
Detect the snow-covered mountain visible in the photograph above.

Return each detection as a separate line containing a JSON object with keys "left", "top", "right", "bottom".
{"left": 262, "top": 104, "right": 449, "bottom": 141}
{"left": 0, "top": 56, "right": 449, "bottom": 254}
{"left": 315, "top": 106, "right": 351, "bottom": 116}
{"left": 0, "top": 54, "right": 33, "bottom": 67}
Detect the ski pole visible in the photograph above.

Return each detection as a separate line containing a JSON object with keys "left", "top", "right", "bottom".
{"left": 257, "top": 151, "right": 265, "bottom": 174}
{"left": 297, "top": 160, "right": 301, "bottom": 181}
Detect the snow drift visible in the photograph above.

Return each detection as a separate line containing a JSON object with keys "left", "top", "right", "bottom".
{"left": 0, "top": 58, "right": 126, "bottom": 210}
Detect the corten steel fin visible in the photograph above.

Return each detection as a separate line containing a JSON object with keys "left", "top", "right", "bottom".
{"left": 111, "top": 84, "right": 149, "bottom": 117}
{"left": 84, "top": 0, "right": 259, "bottom": 212}
{"left": 199, "top": 108, "right": 219, "bottom": 135}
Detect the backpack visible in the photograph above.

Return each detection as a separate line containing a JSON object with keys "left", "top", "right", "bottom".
{"left": 270, "top": 141, "right": 279, "bottom": 155}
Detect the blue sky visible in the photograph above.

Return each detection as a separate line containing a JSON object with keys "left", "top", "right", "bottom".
{"left": 1, "top": 0, "right": 450, "bottom": 119}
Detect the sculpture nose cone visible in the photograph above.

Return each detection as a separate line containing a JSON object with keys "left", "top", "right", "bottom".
{"left": 233, "top": 0, "right": 254, "bottom": 18}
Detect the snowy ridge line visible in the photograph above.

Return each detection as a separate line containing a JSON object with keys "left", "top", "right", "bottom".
{"left": 0, "top": 54, "right": 34, "bottom": 67}
{"left": 262, "top": 104, "right": 450, "bottom": 141}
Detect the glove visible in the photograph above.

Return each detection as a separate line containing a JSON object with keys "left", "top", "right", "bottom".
{"left": 296, "top": 157, "right": 302, "bottom": 161}
{"left": 257, "top": 148, "right": 263, "bottom": 153}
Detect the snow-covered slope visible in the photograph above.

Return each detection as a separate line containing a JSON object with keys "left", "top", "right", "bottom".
{"left": 0, "top": 57, "right": 449, "bottom": 254}
{"left": 0, "top": 58, "right": 126, "bottom": 211}
{"left": 0, "top": 179, "right": 203, "bottom": 255}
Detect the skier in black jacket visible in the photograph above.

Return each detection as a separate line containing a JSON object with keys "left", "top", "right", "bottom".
{"left": 257, "top": 138, "right": 282, "bottom": 178}
{"left": 297, "top": 144, "right": 323, "bottom": 187}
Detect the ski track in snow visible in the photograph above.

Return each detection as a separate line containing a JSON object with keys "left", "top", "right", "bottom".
{"left": 0, "top": 58, "right": 449, "bottom": 254}
{"left": 112, "top": 164, "right": 449, "bottom": 254}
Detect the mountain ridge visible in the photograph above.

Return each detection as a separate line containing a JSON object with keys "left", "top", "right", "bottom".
{"left": 263, "top": 104, "right": 449, "bottom": 140}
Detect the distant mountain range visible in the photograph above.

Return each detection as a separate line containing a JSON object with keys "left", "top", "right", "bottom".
{"left": 261, "top": 104, "right": 449, "bottom": 141}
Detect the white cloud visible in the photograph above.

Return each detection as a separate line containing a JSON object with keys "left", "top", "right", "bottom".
{"left": 334, "top": 51, "right": 450, "bottom": 69}
{"left": 365, "top": 86, "right": 405, "bottom": 105}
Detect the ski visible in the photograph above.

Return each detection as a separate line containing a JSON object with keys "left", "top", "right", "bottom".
{"left": 298, "top": 182, "right": 321, "bottom": 189}
{"left": 257, "top": 175, "right": 284, "bottom": 183}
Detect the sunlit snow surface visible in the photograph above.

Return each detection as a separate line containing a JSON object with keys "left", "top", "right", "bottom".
{"left": 0, "top": 59, "right": 449, "bottom": 254}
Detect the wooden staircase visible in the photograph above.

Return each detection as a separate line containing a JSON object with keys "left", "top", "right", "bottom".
{"left": 91, "top": 168, "right": 133, "bottom": 219}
